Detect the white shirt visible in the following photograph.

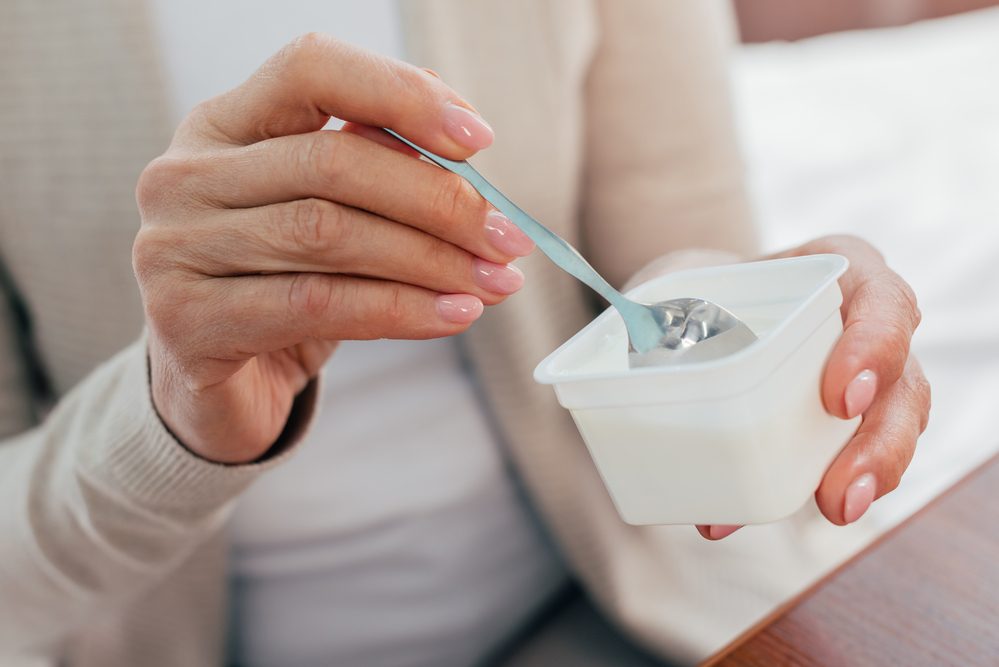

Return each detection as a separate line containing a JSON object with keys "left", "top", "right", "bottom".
{"left": 149, "top": 2, "right": 565, "bottom": 665}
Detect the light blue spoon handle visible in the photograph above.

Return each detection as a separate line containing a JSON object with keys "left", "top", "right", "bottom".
{"left": 384, "top": 130, "right": 639, "bottom": 318}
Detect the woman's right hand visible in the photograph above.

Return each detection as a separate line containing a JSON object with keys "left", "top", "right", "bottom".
{"left": 133, "top": 34, "right": 534, "bottom": 465}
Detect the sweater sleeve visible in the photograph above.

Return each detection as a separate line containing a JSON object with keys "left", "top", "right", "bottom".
{"left": 579, "top": 0, "right": 760, "bottom": 290}
{"left": 0, "top": 326, "right": 317, "bottom": 655}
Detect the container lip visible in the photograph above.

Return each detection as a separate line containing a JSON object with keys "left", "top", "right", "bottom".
{"left": 534, "top": 253, "right": 849, "bottom": 386}
{"left": 554, "top": 308, "right": 844, "bottom": 410}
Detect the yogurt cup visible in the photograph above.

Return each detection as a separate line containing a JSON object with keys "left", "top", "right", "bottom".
{"left": 533, "top": 254, "right": 860, "bottom": 525}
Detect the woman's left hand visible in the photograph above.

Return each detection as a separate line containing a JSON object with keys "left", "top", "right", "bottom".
{"left": 698, "top": 235, "right": 932, "bottom": 540}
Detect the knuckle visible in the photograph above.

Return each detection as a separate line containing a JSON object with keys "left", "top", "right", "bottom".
{"left": 425, "top": 237, "right": 459, "bottom": 274}
{"left": 146, "top": 288, "right": 182, "bottom": 338}
{"left": 432, "top": 172, "right": 480, "bottom": 228}
{"left": 812, "top": 234, "right": 850, "bottom": 252}
{"left": 131, "top": 227, "right": 174, "bottom": 286}
{"left": 287, "top": 198, "right": 347, "bottom": 255}
{"left": 136, "top": 155, "right": 199, "bottom": 213}
{"left": 906, "top": 367, "right": 933, "bottom": 433}
{"left": 826, "top": 234, "right": 882, "bottom": 260}
{"left": 279, "top": 32, "right": 336, "bottom": 77}
{"left": 421, "top": 238, "right": 453, "bottom": 276}
{"left": 297, "top": 132, "right": 343, "bottom": 183}
{"left": 883, "top": 316, "right": 913, "bottom": 352}
{"left": 849, "top": 280, "right": 915, "bottom": 372}
{"left": 865, "top": 436, "right": 910, "bottom": 497}
{"left": 141, "top": 275, "right": 195, "bottom": 348}
{"left": 827, "top": 233, "right": 865, "bottom": 249}
{"left": 888, "top": 440, "right": 914, "bottom": 488}
{"left": 882, "top": 280, "right": 919, "bottom": 337}
{"left": 390, "top": 62, "right": 435, "bottom": 100}
{"left": 381, "top": 283, "right": 412, "bottom": 331}
{"left": 288, "top": 273, "right": 337, "bottom": 319}
{"left": 895, "top": 279, "right": 921, "bottom": 328}
{"left": 184, "top": 98, "right": 226, "bottom": 139}
{"left": 295, "top": 31, "right": 335, "bottom": 55}
{"left": 347, "top": 281, "right": 409, "bottom": 340}
{"left": 880, "top": 469, "right": 902, "bottom": 496}
{"left": 188, "top": 98, "right": 215, "bottom": 123}
{"left": 847, "top": 278, "right": 879, "bottom": 316}
{"left": 812, "top": 234, "right": 887, "bottom": 267}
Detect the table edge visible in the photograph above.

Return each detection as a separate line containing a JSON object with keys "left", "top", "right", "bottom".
{"left": 700, "top": 451, "right": 999, "bottom": 666}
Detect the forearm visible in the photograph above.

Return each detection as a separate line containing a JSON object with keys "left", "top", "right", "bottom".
{"left": 0, "top": 336, "right": 309, "bottom": 655}
{"left": 581, "top": 0, "right": 759, "bottom": 289}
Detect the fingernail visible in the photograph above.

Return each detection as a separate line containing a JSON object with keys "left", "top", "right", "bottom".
{"left": 484, "top": 210, "right": 535, "bottom": 257}
{"left": 442, "top": 103, "right": 494, "bottom": 150}
{"left": 708, "top": 525, "right": 742, "bottom": 540}
{"left": 843, "top": 473, "right": 877, "bottom": 523}
{"left": 844, "top": 369, "right": 878, "bottom": 418}
{"left": 435, "top": 294, "right": 483, "bottom": 324}
{"left": 472, "top": 259, "right": 524, "bottom": 295}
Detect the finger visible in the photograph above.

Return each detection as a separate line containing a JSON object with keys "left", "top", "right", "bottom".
{"left": 168, "top": 200, "right": 524, "bottom": 304}
{"left": 341, "top": 121, "right": 421, "bottom": 158}
{"left": 815, "top": 357, "right": 931, "bottom": 525}
{"left": 182, "top": 33, "right": 492, "bottom": 157}
{"left": 825, "top": 263, "right": 921, "bottom": 419}
{"left": 170, "top": 130, "right": 534, "bottom": 264}
{"left": 768, "top": 236, "right": 921, "bottom": 419}
{"left": 172, "top": 273, "right": 484, "bottom": 362}
{"left": 695, "top": 525, "right": 742, "bottom": 541}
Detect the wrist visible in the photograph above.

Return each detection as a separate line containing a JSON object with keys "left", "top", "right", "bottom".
{"left": 147, "top": 349, "right": 267, "bottom": 465}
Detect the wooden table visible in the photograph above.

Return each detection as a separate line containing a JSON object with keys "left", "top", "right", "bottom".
{"left": 707, "top": 453, "right": 999, "bottom": 666}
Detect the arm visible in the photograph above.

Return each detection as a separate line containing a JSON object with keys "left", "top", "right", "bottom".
{"left": 0, "top": 329, "right": 303, "bottom": 655}
{"left": 564, "top": 4, "right": 928, "bottom": 662}
{"left": 1, "top": 34, "right": 527, "bottom": 656}
{"left": 580, "top": 0, "right": 759, "bottom": 289}
{"left": 536, "top": 3, "right": 782, "bottom": 660}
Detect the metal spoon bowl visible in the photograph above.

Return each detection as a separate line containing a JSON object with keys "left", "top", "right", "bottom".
{"left": 384, "top": 130, "right": 758, "bottom": 367}
{"left": 628, "top": 298, "right": 758, "bottom": 368}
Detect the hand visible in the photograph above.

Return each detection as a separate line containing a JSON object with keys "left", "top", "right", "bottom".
{"left": 698, "top": 235, "right": 931, "bottom": 540}
{"left": 133, "top": 34, "right": 534, "bottom": 464}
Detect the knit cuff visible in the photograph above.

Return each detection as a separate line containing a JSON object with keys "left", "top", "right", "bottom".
{"left": 79, "top": 335, "right": 319, "bottom": 520}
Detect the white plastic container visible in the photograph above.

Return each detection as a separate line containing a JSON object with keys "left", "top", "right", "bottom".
{"left": 534, "top": 254, "right": 859, "bottom": 526}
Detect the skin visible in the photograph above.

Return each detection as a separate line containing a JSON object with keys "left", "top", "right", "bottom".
{"left": 134, "top": 34, "right": 531, "bottom": 464}
{"left": 697, "top": 236, "right": 931, "bottom": 538}
{"left": 134, "top": 35, "right": 930, "bottom": 535}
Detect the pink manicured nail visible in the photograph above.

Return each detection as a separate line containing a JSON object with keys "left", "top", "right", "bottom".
{"left": 435, "top": 294, "right": 483, "bottom": 323}
{"left": 472, "top": 259, "right": 524, "bottom": 295}
{"left": 843, "top": 472, "right": 877, "bottom": 523}
{"left": 484, "top": 210, "right": 535, "bottom": 257}
{"left": 844, "top": 369, "right": 877, "bottom": 418}
{"left": 442, "top": 103, "right": 494, "bottom": 150}
{"left": 708, "top": 525, "right": 742, "bottom": 540}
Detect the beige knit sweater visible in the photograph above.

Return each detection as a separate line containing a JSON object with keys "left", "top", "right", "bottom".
{"left": 0, "top": 1, "right": 764, "bottom": 664}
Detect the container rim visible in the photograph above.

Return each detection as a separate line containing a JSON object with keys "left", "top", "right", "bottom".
{"left": 533, "top": 253, "right": 849, "bottom": 385}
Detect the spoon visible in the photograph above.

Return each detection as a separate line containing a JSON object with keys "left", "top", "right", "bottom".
{"left": 384, "top": 130, "right": 757, "bottom": 367}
